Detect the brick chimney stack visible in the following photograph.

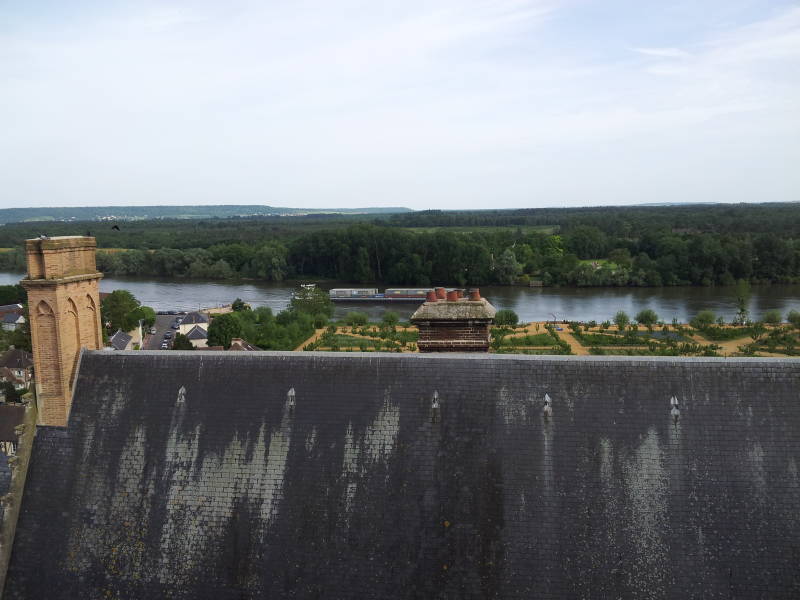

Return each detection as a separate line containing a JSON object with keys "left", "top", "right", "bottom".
{"left": 410, "top": 288, "right": 496, "bottom": 352}
{"left": 21, "top": 236, "right": 103, "bottom": 426}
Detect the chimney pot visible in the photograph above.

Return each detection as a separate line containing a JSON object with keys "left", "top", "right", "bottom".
{"left": 446, "top": 290, "right": 459, "bottom": 302}
{"left": 426, "top": 290, "right": 438, "bottom": 302}
{"left": 468, "top": 288, "right": 481, "bottom": 301}
{"left": 436, "top": 287, "right": 446, "bottom": 300}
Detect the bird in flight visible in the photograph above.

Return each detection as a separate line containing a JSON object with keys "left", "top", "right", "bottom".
{"left": 111, "top": 224, "right": 120, "bottom": 231}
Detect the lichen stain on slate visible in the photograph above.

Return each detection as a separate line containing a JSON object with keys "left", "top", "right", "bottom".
{"left": 5, "top": 353, "right": 800, "bottom": 599}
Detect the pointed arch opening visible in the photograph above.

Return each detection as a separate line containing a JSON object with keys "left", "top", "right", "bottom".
{"left": 85, "top": 294, "right": 100, "bottom": 348}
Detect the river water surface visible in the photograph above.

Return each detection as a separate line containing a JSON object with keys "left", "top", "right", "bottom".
{"left": 1, "top": 272, "right": 798, "bottom": 323}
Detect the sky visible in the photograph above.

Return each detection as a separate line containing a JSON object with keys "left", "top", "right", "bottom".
{"left": 1, "top": 0, "right": 799, "bottom": 210}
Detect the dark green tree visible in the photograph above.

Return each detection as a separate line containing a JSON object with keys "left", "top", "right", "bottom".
{"left": 635, "top": 309, "right": 659, "bottom": 331}
{"left": 172, "top": 333, "right": 194, "bottom": 350}
{"left": 289, "top": 285, "right": 334, "bottom": 318}
{"left": 101, "top": 290, "right": 141, "bottom": 332}
{"left": 381, "top": 311, "right": 399, "bottom": 327}
{"left": 0, "top": 285, "right": 25, "bottom": 306}
{"left": 232, "top": 298, "right": 247, "bottom": 312}
{"left": 495, "top": 249, "right": 522, "bottom": 285}
{"left": 129, "top": 305, "right": 156, "bottom": 328}
{"left": 763, "top": 309, "right": 782, "bottom": 325}
{"left": 345, "top": 312, "right": 368, "bottom": 327}
{"left": 734, "top": 279, "right": 751, "bottom": 324}
{"left": 206, "top": 313, "right": 243, "bottom": 349}
{"left": 1, "top": 381, "right": 21, "bottom": 403}
{"left": 495, "top": 309, "right": 519, "bottom": 327}
{"left": 613, "top": 311, "right": 630, "bottom": 331}
{"left": 690, "top": 310, "right": 716, "bottom": 330}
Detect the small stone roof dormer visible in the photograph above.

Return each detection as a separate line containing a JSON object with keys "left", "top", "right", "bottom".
{"left": 410, "top": 288, "right": 496, "bottom": 352}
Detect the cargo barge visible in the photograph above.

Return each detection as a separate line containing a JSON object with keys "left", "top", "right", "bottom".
{"left": 329, "top": 288, "right": 440, "bottom": 302}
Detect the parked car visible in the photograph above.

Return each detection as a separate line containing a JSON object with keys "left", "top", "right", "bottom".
{"left": 171, "top": 323, "right": 180, "bottom": 329}
{"left": 164, "top": 331, "right": 173, "bottom": 339}
{"left": 149, "top": 327, "right": 157, "bottom": 335}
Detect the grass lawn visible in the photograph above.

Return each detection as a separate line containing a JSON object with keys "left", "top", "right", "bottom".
{"left": 503, "top": 333, "right": 559, "bottom": 347}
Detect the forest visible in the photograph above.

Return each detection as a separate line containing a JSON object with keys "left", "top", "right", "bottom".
{"left": 0, "top": 202, "right": 798, "bottom": 288}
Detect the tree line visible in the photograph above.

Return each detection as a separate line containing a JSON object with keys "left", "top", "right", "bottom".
{"left": 0, "top": 203, "right": 798, "bottom": 287}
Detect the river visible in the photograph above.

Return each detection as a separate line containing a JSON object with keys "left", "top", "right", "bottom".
{"left": 1, "top": 271, "right": 798, "bottom": 323}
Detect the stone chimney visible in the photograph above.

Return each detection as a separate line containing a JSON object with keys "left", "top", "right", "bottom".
{"left": 410, "top": 288, "right": 496, "bottom": 352}
{"left": 20, "top": 237, "right": 103, "bottom": 426}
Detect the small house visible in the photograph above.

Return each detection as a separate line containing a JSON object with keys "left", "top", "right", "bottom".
{"left": 1, "top": 312, "right": 25, "bottom": 332}
{"left": 185, "top": 325, "right": 209, "bottom": 349}
{"left": 0, "top": 348, "right": 33, "bottom": 388}
{"left": 179, "top": 312, "right": 209, "bottom": 336}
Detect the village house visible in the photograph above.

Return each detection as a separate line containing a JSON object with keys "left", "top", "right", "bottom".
{"left": 1, "top": 313, "right": 24, "bottom": 332}
{"left": 184, "top": 325, "right": 208, "bottom": 348}
{"left": 0, "top": 304, "right": 25, "bottom": 333}
{"left": 0, "top": 348, "right": 33, "bottom": 390}
{"left": 178, "top": 311, "right": 209, "bottom": 336}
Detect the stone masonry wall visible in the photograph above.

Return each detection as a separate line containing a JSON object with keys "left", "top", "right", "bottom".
{"left": 0, "top": 402, "right": 37, "bottom": 594}
{"left": 5, "top": 352, "right": 800, "bottom": 599}
{"left": 22, "top": 236, "right": 102, "bottom": 426}
{"left": 417, "top": 322, "right": 491, "bottom": 351}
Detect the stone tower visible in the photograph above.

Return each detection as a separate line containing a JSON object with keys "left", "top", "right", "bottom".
{"left": 21, "top": 236, "right": 103, "bottom": 426}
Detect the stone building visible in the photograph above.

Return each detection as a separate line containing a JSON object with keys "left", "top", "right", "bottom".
{"left": 1, "top": 237, "right": 799, "bottom": 599}
{"left": 20, "top": 236, "right": 103, "bottom": 426}
{"left": 411, "top": 288, "right": 496, "bottom": 352}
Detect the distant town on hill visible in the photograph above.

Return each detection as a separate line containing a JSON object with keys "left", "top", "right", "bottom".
{"left": 0, "top": 205, "right": 412, "bottom": 225}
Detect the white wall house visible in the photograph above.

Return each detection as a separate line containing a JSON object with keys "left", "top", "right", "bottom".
{"left": 185, "top": 325, "right": 208, "bottom": 348}
{"left": 179, "top": 312, "right": 209, "bottom": 336}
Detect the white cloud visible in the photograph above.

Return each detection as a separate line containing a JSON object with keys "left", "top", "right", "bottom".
{"left": 633, "top": 47, "right": 691, "bottom": 59}
{"left": 0, "top": 1, "right": 797, "bottom": 208}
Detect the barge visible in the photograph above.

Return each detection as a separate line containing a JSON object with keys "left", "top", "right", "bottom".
{"left": 329, "top": 288, "right": 437, "bottom": 302}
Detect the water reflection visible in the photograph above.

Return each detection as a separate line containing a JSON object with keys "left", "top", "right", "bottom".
{"left": 0, "top": 271, "right": 797, "bottom": 323}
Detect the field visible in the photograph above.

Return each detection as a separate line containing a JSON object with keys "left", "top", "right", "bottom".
{"left": 295, "top": 320, "right": 800, "bottom": 358}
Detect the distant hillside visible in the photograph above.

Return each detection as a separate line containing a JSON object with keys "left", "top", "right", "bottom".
{"left": 0, "top": 205, "right": 412, "bottom": 224}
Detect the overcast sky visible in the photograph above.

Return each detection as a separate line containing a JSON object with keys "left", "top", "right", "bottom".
{"left": 1, "top": 0, "right": 798, "bottom": 210}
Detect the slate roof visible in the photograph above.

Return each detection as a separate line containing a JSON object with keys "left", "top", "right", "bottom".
{"left": 181, "top": 311, "right": 209, "bottom": 325}
{"left": 109, "top": 330, "right": 132, "bottom": 351}
{"left": 6, "top": 352, "right": 800, "bottom": 599}
{"left": 0, "top": 348, "right": 32, "bottom": 370}
{"left": 185, "top": 325, "right": 208, "bottom": 340}
{"left": 228, "top": 337, "right": 260, "bottom": 351}
{"left": 0, "top": 304, "right": 23, "bottom": 314}
{"left": 411, "top": 298, "right": 496, "bottom": 321}
{"left": 2, "top": 313, "right": 23, "bottom": 324}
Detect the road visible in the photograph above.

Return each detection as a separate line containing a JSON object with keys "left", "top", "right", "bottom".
{"left": 143, "top": 314, "right": 181, "bottom": 350}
